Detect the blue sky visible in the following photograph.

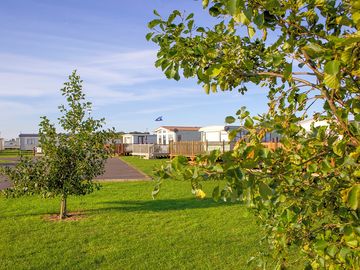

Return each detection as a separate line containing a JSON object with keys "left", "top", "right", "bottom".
{"left": 0, "top": 0, "right": 269, "bottom": 139}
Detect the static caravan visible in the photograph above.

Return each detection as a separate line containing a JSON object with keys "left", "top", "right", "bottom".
{"left": 199, "top": 125, "right": 242, "bottom": 152}
{"left": 4, "top": 138, "right": 20, "bottom": 150}
{"left": 200, "top": 125, "right": 281, "bottom": 144}
{"left": 19, "top": 134, "right": 40, "bottom": 151}
{"left": 122, "top": 133, "right": 156, "bottom": 144}
{"left": 199, "top": 125, "right": 242, "bottom": 142}
{"left": 299, "top": 119, "right": 329, "bottom": 132}
{"left": 154, "top": 126, "right": 201, "bottom": 145}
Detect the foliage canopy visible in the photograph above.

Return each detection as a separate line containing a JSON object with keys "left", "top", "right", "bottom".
{"left": 2, "top": 71, "right": 114, "bottom": 219}
{"left": 148, "top": 0, "right": 360, "bottom": 268}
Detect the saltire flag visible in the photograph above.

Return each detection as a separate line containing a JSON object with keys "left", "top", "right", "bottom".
{"left": 155, "top": 116, "right": 163, "bottom": 121}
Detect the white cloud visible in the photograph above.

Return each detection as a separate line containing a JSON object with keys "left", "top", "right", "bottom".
{"left": 0, "top": 49, "right": 164, "bottom": 98}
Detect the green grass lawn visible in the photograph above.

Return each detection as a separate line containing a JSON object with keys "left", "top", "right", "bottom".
{"left": 0, "top": 149, "right": 33, "bottom": 158}
{"left": 0, "top": 181, "right": 268, "bottom": 270}
{"left": 0, "top": 159, "right": 14, "bottom": 163}
{"left": 120, "top": 156, "right": 169, "bottom": 177}
{"left": 0, "top": 156, "right": 304, "bottom": 269}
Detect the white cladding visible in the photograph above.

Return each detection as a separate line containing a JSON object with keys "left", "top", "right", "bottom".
{"left": 155, "top": 127, "right": 201, "bottom": 144}
{"left": 199, "top": 126, "right": 239, "bottom": 142}
{"left": 4, "top": 138, "right": 20, "bottom": 149}
{"left": 123, "top": 134, "right": 156, "bottom": 144}
{"left": 299, "top": 119, "right": 329, "bottom": 132}
{"left": 19, "top": 134, "right": 40, "bottom": 151}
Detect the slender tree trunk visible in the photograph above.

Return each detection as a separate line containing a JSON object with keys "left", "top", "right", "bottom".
{"left": 59, "top": 194, "right": 67, "bottom": 220}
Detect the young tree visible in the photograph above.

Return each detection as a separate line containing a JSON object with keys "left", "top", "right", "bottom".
{"left": 2, "top": 71, "right": 114, "bottom": 219}
{"left": 148, "top": 1, "right": 360, "bottom": 268}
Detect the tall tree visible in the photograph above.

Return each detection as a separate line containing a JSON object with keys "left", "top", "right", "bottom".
{"left": 2, "top": 71, "right": 114, "bottom": 219}
{"left": 149, "top": 1, "right": 360, "bottom": 268}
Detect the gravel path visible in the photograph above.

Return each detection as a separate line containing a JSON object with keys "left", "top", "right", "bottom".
{"left": 95, "top": 157, "right": 150, "bottom": 181}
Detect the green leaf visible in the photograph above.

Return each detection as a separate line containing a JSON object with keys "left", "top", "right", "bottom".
{"left": 225, "top": 116, "right": 236, "bottom": 124}
{"left": 262, "top": 29, "right": 267, "bottom": 40}
{"left": 167, "top": 10, "right": 181, "bottom": 24}
{"left": 209, "top": 6, "right": 221, "bottom": 17}
{"left": 302, "top": 43, "right": 324, "bottom": 57}
{"left": 148, "top": 19, "right": 162, "bottom": 29}
{"left": 206, "top": 65, "right": 222, "bottom": 77}
{"left": 258, "top": 148, "right": 270, "bottom": 158}
{"left": 202, "top": 0, "right": 209, "bottom": 8}
{"left": 316, "top": 126, "right": 327, "bottom": 141}
{"left": 173, "top": 69, "right": 180, "bottom": 81}
{"left": 165, "top": 65, "right": 176, "bottom": 79}
{"left": 307, "top": 163, "right": 318, "bottom": 173}
{"left": 203, "top": 84, "right": 210, "bottom": 95}
{"left": 247, "top": 26, "right": 255, "bottom": 39}
{"left": 243, "top": 8, "right": 252, "bottom": 22}
{"left": 211, "top": 83, "right": 217, "bottom": 93}
{"left": 338, "top": 247, "right": 351, "bottom": 262}
{"left": 333, "top": 140, "right": 346, "bottom": 157}
{"left": 324, "top": 74, "right": 340, "bottom": 89}
{"left": 214, "top": 164, "right": 223, "bottom": 173}
{"left": 187, "top": 20, "right": 194, "bottom": 30}
{"left": 186, "top": 13, "right": 194, "bottom": 20}
{"left": 347, "top": 184, "right": 360, "bottom": 210}
{"left": 353, "top": 11, "right": 360, "bottom": 24}
{"left": 253, "top": 13, "right": 264, "bottom": 28}
{"left": 145, "top": 32, "right": 154, "bottom": 41}
{"left": 272, "top": 55, "right": 283, "bottom": 67}
{"left": 314, "top": 240, "right": 328, "bottom": 252}
{"left": 341, "top": 48, "right": 352, "bottom": 63}
{"left": 244, "top": 117, "right": 254, "bottom": 128}
{"left": 324, "top": 60, "right": 341, "bottom": 75}
{"left": 283, "top": 62, "right": 292, "bottom": 80}
{"left": 297, "top": 93, "right": 307, "bottom": 105}
{"left": 236, "top": 12, "right": 250, "bottom": 25}
{"left": 225, "top": 0, "right": 237, "bottom": 15}
{"left": 326, "top": 245, "right": 338, "bottom": 258}
{"left": 240, "top": 111, "right": 249, "bottom": 119}
{"left": 320, "top": 159, "right": 332, "bottom": 173}
{"left": 354, "top": 170, "right": 360, "bottom": 177}
{"left": 259, "top": 181, "right": 272, "bottom": 200}
{"left": 345, "top": 239, "right": 358, "bottom": 248}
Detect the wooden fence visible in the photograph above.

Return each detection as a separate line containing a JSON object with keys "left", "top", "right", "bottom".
{"left": 262, "top": 142, "right": 281, "bottom": 151}
{"left": 112, "top": 141, "right": 281, "bottom": 159}
{"left": 112, "top": 143, "right": 169, "bottom": 159}
{"left": 112, "top": 143, "right": 132, "bottom": 155}
{"left": 169, "top": 141, "right": 234, "bottom": 159}
{"left": 169, "top": 141, "right": 281, "bottom": 159}
{"left": 132, "top": 144, "right": 169, "bottom": 159}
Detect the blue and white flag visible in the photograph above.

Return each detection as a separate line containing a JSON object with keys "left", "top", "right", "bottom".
{"left": 155, "top": 116, "right": 163, "bottom": 121}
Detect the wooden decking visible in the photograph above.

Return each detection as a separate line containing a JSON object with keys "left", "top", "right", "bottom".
{"left": 169, "top": 141, "right": 234, "bottom": 158}
{"left": 111, "top": 141, "right": 281, "bottom": 160}
{"left": 169, "top": 141, "right": 281, "bottom": 159}
{"left": 131, "top": 144, "right": 169, "bottom": 159}
{"left": 112, "top": 143, "right": 169, "bottom": 159}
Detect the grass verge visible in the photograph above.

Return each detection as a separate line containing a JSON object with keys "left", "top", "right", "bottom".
{"left": 0, "top": 150, "right": 33, "bottom": 158}
{"left": 0, "top": 157, "right": 305, "bottom": 269}
{"left": 120, "top": 156, "right": 169, "bottom": 177}
{"left": 0, "top": 181, "right": 271, "bottom": 270}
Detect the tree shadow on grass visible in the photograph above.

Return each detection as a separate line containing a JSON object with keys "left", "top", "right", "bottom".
{"left": 85, "top": 198, "right": 237, "bottom": 214}
{"left": 0, "top": 199, "right": 240, "bottom": 219}
{"left": 0, "top": 210, "right": 60, "bottom": 219}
